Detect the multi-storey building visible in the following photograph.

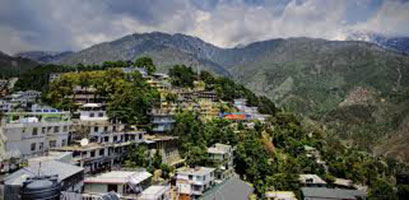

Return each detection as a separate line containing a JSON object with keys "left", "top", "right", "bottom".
{"left": 173, "top": 88, "right": 218, "bottom": 102}
{"left": 149, "top": 107, "right": 176, "bottom": 133}
{"left": 0, "top": 110, "right": 72, "bottom": 158}
{"left": 176, "top": 167, "right": 215, "bottom": 199}
{"left": 2, "top": 90, "right": 41, "bottom": 111}
{"left": 54, "top": 103, "right": 145, "bottom": 174}
{"left": 207, "top": 143, "right": 234, "bottom": 183}
{"left": 53, "top": 137, "right": 142, "bottom": 174}
{"left": 77, "top": 103, "right": 109, "bottom": 122}
{"left": 147, "top": 73, "right": 172, "bottom": 92}
{"left": 68, "top": 86, "right": 107, "bottom": 106}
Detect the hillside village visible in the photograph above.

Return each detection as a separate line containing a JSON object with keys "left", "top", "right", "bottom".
{"left": 0, "top": 57, "right": 408, "bottom": 200}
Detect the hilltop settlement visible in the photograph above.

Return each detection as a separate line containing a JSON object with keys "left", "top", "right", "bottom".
{"left": 0, "top": 57, "right": 408, "bottom": 200}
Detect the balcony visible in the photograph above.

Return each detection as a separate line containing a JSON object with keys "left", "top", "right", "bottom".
{"left": 152, "top": 119, "right": 176, "bottom": 124}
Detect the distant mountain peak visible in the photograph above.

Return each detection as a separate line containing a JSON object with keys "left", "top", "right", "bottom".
{"left": 347, "top": 32, "right": 409, "bottom": 54}
{"left": 14, "top": 51, "right": 74, "bottom": 63}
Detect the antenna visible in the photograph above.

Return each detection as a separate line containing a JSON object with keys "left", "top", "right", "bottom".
{"left": 38, "top": 162, "right": 41, "bottom": 176}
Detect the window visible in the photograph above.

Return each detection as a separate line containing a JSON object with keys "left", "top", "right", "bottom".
{"left": 193, "top": 185, "right": 201, "bottom": 192}
{"left": 90, "top": 151, "right": 95, "bottom": 157}
{"left": 32, "top": 127, "right": 38, "bottom": 136}
{"left": 42, "top": 127, "right": 46, "bottom": 134}
{"left": 62, "top": 139, "right": 66, "bottom": 146}
{"left": 113, "top": 136, "right": 118, "bottom": 142}
{"left": 63, "top": 126, "right": 68, "bottom": 132}
{"left": 90, "top": 112, "right": 95, "bottom": 118}
{"left": 138, "top": 134, "right": 142, "bottom": 140}
{"left": 47, "top": 127, "right": 52, "bottom": 132}
{"left": 104, "top": 126, "right": 108, "bottom": 132}
{"left": 112, "top": 126, "right": 116, "bottom": 132}
{"left": 189, "top": 175, "right": 193, "bottom": 180}
{"left": 54, "top": 126, "right": 59, "bottom": 133}
{"left": 99, "top": 149, "right": 105, "bottom": 156}
{"left": 31, "top": 143, "right": 36, "bottom": 151}
{"left": 94, "top": 126, "right": 99, "bottom": 133}
{"left": 98, "top": 112, "right": 104, "bottom": 117}
{"left": 107, "top": 184, "right": 118, "bottom": 193}
{"left": 73, "top": 151, "right": 80, "bottom": 157}
{"left": 104, "top": 136, "right": 109, "bottom": 142}
{"left": 39, "top": 142, "right": 44, "bottom": 150}
{"left": 49, "top": 140, "right": 56, "bottom": 148}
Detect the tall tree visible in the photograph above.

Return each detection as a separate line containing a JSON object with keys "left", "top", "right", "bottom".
{"left": 134, "top": 57, "right": 156, "bottom": 75}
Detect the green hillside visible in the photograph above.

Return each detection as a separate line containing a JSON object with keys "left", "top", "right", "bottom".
{"left": 229, "top": 38, "right": 409, "bottom": 160}
{"left": 0, "top": 51, "right": 39, "bottom": 77}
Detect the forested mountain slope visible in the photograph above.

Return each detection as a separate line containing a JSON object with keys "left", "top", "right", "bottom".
{"left": 0, "top": 51, "right": 38, "bottom": 77}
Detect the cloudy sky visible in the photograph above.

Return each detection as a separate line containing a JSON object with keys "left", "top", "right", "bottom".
{"left": 1, "top": 0, "right": 409, "bottom": 54}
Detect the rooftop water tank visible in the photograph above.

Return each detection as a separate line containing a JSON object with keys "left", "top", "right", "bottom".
{"left": 21, "top": 175, "right": 61, "bottom": 200}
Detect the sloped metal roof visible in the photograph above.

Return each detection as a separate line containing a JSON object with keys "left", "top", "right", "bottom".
{"left": 199, "top": 176, "right": 254, "bottom": 200}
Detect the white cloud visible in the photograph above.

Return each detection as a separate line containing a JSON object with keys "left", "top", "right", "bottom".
{"left": 0, "top": 0, "right": 409, "bottom": 54}
{"left": 352, "top": 0, "right": 409, "bottom": 36}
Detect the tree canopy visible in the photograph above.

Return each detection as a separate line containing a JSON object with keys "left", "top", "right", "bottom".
{"left": 134, "top": 57, "right": 156, "bottom": 75}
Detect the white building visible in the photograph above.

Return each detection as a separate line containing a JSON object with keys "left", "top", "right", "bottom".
{"left": 1, "top": 90, "right": 42, "bottom": 112}
{"left": 139, "top": 185, "right": 171, "bottom": 200}
{"left": 53, "top": 129, "right": 144, "bottom": 174}
{"left": 149, "top": 108, "right": 176, "bottom": 133}
{"left": 0, "top": 99, "right": 12, "bottom": 112}
{"left": 79, "top": 103, "right": 109, "bottom": 121}
{"left": 176, "top": 167, "right": 215, "bottom": 199}
{"left": 84, "top": 170, "right": 152, "bottom": 198}
{"left": 0, "top": 111, "right": 72, "bottom": 158}
{"left": 56, "top": 103, "right": 145, "bottom": 173}
{"left": 233, "top": 99, "right": 271, "bottom": 122}
{"left": 8, "top": 90, "right": 41, "bottom": 108}
{"left": 207, "top": 143, "right": 234, "bottom": 183}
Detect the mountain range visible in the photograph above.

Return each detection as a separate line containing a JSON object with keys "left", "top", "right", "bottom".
{"left": 0, "top": 51, "right": 38, "bottom": 77}
{"left": 7, "top": 32, "right": 409, "bottom": 161}
{"left": 14, "top": 51, "right": 74, "bottom": 63}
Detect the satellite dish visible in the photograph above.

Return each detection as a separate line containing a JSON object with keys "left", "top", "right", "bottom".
{"left": 80, "top": 138, "right": 89, "bottom": 146}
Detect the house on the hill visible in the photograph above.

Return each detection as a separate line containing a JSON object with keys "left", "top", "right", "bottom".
{"left": 207, "top": 143, "right": 234, "bottom": 183}
{"left": 83, "top": 170, "right": 152, "bottom": 198}
{"left": 176, "top": 167, "right": 216, "bottom": 199}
